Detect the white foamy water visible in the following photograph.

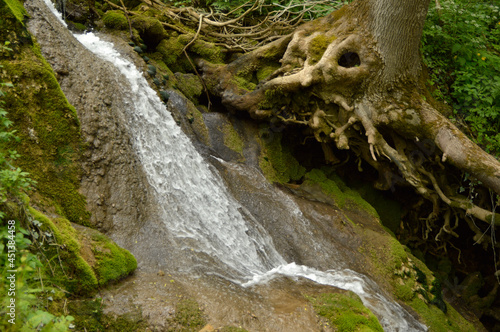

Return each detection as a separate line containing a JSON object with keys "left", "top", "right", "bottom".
{"left": 42, "top": 1, "right": 426, "bottom": 329}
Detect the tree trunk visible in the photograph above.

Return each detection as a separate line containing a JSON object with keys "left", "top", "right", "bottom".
{"left": 367, "top": 0, "right": 431, "bottom": 85}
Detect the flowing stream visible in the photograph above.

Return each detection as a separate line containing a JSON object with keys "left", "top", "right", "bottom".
{"left": 42, "top": 1, "right": 427, "bottom": 330}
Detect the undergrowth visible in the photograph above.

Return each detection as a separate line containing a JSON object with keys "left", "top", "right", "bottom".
{"left": 422, "top": 0, "right": 500, "bottom": 156}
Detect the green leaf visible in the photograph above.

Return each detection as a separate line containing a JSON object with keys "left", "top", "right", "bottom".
{"left": 26, "top": 310, "right": 55, "bottom": 328}
{"left": 452, "top": 44, "right": 461, "bottom": 53}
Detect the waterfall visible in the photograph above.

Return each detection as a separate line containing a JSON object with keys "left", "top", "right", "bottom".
{"left": 41, "top": 1, "right": 427, "bottom": 330}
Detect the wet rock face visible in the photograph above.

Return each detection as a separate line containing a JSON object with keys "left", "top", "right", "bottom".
{"left": 25, "top": 0, "right": 154, "bottom": 244}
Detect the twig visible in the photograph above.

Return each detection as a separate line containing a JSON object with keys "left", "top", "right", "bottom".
{"left": 119, "top": 0, "right": 134, "bottom": 39}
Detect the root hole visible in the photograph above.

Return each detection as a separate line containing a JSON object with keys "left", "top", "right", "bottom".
{"left": 338, "top": 52, "right": 360, "bottom": 68}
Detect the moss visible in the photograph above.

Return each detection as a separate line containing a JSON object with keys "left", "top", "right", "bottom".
{"left": 258, "top": 130, "right": 305, "bottom": 184}
{"left": 168, "top": 299, "right": 206, "bottom": 332}
{"left": 156, "top": 36, "right": 190, "bottom": 72}
{"left": 88, "top": 231, "right": 137, "bottom": 286}
{"left": 186, "top": 104, "right": 210, "bottom": 146}
{"left": 308, "top": 34, "right": 336, "bottom": 64}
{"left": 233, "top": 75, "right": 256, "bottom": 92}
{"left": 305, "top": 168, "right": 345, "bottom": 205}
{"left": 360, "top": 230, "right": 475, "bottom": 331}
{"left": 174, "top": 73, "right": 203, "bottom": 101}
{"left": 0, "top": 6, "right": 90, "bottom": 225}
{"left": 157, "top": 33, "right": 222, "bottom": 69}
{"left": 408, "top": 297, "right": 475, "bottom": 332}
{"left": 3, "top": 0, "right": 26, "bottom": 23}
{"left": 102, "top": 10, "right": 129, "bottom": 30}
{"left": 259, "top": 86, "right": 287, "bottom": 109}
{"left": 189, "top": 39, "right": 224, "bottom": 64}
{"left": 28, "top": 207, "right": 98, "bottom": 294}
{"left": 352, "top": 183, "right": 402, "bottom": 233}
{"left": 131, "top": 15, "right": 167, "bottom": 47}
{"left": 303, "top": 168, "right": 379, "bottom": 217}
{"left": 308, "top": 292, "right": 383, "bottom": 332}
{"left": 28, "top": 207, "right": 136, "bottom": 295}
{"left": 71, "top": 22, "right": 87, "bottom": 32}
{"left": 220, "top": 121, "right": 244, "bottom": 156}
{"left": 256, "top": 63, "right": 280, "bottom": 82}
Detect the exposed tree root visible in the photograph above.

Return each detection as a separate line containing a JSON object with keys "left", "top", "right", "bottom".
{"left": 192, "top": 1, "right": 500, "bottom": 258}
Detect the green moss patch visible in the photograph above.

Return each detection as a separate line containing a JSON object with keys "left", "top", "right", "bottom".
{"left": 74, "top": 225, "right": 137, "bottom": 286}
{"left": 189, "top": 39, "right": 224, "bottom": 64}
{"left": 174, "top": 72, "right": 203, "bottom": 101}
{"left": 156, "top": 36, "right": 189, "bottom": 72}
{"left": 131, "top": 15, "right": 167, "bottom": 47}
{"left": 220, "top": 121, "right": 244, "bottom": 157}
{"left": 307, "top": 291, "right": 383, "bottom": 332}
{"left": 258, "top": 130, "right": 305, "bottom": 184}
{"left": 308, "top": 34, "right": 336, "bottom": 64}
{"left": 303, "top": 168, "right": 379, "bottom": 217}
{"left": 351, "top": 182, "right": 402, "bottom": 233}
{"left": 3, "top": 0, "right": 26, "bottom": 24}
{"left": 102, "top": 10, "right": 129, "bottom": 30}
{"left": 186, "top": 104, "right": 210, "bottom": 146}
{"left": 256, "top": 63, "right": 280, "bottom": 82}
{"left": 29, "top": 207, "right": 98, "bottom": 294}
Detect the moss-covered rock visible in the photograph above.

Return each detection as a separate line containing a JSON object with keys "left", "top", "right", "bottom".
{"left": 102, "top": 10, "right": 129, "bottom": 30}
{"left": 0, "top": 0, "right": 90, "bottom": 225}
{"left": 174, "top": 72, "right": 203, "bottom": 101}
{"left": 73, "top": 224, "right": 137, "bottom": 286}
{"left": 220, "top": 121, "right": 244, "bottom": 157}
{"left": 131, "top": 15, "right": 167, "bottom": 48}
{"left": 258, "top": 129, "right": 305, "bottom": 184}
{"left": 3, "top": 0, "right": 25, "bottom": 23}
{"left": 307, "top": 291, "right": 383, "bottom": 331}
{"left": 186, "top": 104, "right": 210, "bottom": 147}
{"left": 156, "top": 36, "right": 189, "bottom": 72}
{"left": 360, "top": 229, "right": 476, "bottom": 331}
{"left": 29, "top": 207, "right": 136, "bottom": 295}
{"left": 156, "top": 33, "right": 224, "bottom": 73}
{"left": 303, "top": 168, "right": 379, "bottom": 217}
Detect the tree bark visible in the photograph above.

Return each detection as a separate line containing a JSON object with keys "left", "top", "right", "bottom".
{"left": 367, "top": 0, "right": 431, "bottom": 85}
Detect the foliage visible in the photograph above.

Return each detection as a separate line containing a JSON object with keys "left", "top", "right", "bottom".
{"left": 0, "top": 220, "right": 75, "bottom": 331}
{"left": 421, "top": 0, "right": 500, "bottom": 156}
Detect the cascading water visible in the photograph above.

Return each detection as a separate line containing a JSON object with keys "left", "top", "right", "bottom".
{"left": 41, "top": 1, "right": 427, "bottom": 330}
